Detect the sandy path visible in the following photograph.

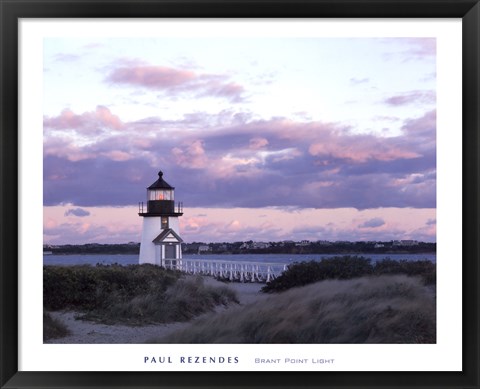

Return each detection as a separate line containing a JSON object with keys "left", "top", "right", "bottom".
{"left": 46, "top": 277, "right": 265, "bottom": 344}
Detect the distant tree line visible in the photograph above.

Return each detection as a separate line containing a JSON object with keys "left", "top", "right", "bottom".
{"left": 44, "top": 243, "right": 140, "bottom": 255}
{"left": 45, "top": 240, "right": 435, "bottom": 255}
{"left": 183, "top": 240, "right": 436, "bottom": 255}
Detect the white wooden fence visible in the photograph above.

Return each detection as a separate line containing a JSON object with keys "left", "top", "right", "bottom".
{"left": 164, "top": 259, "right": 287, "bottom": 283}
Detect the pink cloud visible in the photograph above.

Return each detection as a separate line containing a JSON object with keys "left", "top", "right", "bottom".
{"left": 171, "top": 140, "right": 208, "bottom": 169}
{"left": 384, "top": 90, "right": 435, "bottom": 106}
{"left": 44, "top": 106, "right": 124, "bottom": 133}
{"left": 382, "top": 38, "right": 436, "bottom": 61}
{"left": 44, "top": 221, "right": 141, "bottom": 244}
{"left": 308, "top": 135, "right": 420, "bottom": 163}
{"left": 106, "top": 64, "right": 245, "bottom": 102}
{"left": 100, "top": 150, "right": 132, "bottom": 161}
{"left": 404, "top": 38, "right": 436, "bottom": 58}
{"left": 43, "top": 217, "right": 58, "bottom": 229}
{"left": 202, "top": 82, "right": 245, "bottom": 103}
{"left": 44, "top": 137, "right": 95, "bottom": 161}
{"left": 249, "top": 137, "right": 269, "bottom": 150}
{"left": 107, "top": 65, "right": 196, "bottom": 89}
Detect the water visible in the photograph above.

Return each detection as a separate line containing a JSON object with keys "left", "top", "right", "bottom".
{"left": 43, "top": 252, "right": 436, "bottom": 266}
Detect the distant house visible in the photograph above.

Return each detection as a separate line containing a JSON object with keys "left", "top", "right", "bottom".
{"left": 239, "top": 241, "right": 270, "bottom": 250}
{"left": 295, "top": 240, "right": 310, "bottom": 247}
{"left": 198, "top": 245, "right": 211, "bottom": 254}
{"left": 392, "top": 240, "right": 419, "bottom": 247}
{"left": 253, "top": 242, "right": 270, "bottom": 249}
{"left": 317, "top": 240, "right": 332, "bottom": 246}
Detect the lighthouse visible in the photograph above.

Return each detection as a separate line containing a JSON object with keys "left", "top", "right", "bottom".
{"left": 138, "top": 170, "right": 183, "bottom": 268}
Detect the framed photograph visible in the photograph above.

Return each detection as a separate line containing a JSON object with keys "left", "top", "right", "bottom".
{"left": 1, "top": 0, "right": 479, "bottom": 388}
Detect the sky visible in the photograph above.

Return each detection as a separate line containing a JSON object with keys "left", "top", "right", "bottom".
{"left": 43, "top": 36, "right": 436, "bottom": 244}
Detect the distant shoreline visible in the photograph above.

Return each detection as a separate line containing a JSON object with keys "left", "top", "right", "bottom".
{"left": 43, "top": 241, "right": 436, "bottom": 256}
{"left": 44, "top": 250, "right": 437, "bottom": 256}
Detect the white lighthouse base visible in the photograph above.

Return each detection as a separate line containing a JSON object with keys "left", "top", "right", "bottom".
{"left": 139, "top": 218, "right": 160, "bottom": 265}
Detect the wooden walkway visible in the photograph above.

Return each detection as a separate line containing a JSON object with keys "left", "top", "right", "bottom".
{"left": 164, "top": 259, "right": 287, "bottom": 283}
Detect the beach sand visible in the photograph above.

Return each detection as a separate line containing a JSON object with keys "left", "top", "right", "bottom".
{"left": 45, "top": 276, "right": 265, "bottom": 344}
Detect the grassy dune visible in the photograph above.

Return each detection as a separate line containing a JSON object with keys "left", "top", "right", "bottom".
{"left": 44, "top": 265, "right": 238, "bottom": 325}
{"left": 153, "top": 275, "right": 436, "bottom": 344}
{"left": 43, "top": 310, "right": 70, "bottom": 341}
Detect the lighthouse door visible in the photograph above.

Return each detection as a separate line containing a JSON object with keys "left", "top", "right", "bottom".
{"left": 164, "top": 245, "right": 177, "bottom": 270}
{"left": 165, "top": 245, "right": 175, "bottom": 259}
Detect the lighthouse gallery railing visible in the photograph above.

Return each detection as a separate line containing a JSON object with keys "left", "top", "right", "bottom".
{"left": 164, "top": 259, "right": 287, "bottom": 283}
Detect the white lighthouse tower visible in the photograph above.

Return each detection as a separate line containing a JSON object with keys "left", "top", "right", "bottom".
{"left": 138, "top": 170, "right": 183, "bottom": 268}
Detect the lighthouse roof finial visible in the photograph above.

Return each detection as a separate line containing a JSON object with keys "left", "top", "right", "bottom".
{"left": 148, "top": 169, "right": 174, "bottom": 190}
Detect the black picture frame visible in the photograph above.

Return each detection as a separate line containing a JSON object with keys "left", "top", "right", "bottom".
{"left": 1, "top": 1, "right": 479, "bottom": 388}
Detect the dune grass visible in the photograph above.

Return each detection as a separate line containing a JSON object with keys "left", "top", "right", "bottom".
{"left": 153, "top": 275, "right": 435, "bottom": 344}
{"left": 44, "top": 264, "right": 238, "bottom": 325}
{"left": 43, "top": 310, "right": 70, "bottom": 341}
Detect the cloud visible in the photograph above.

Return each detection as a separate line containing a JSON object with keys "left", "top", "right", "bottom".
{"left": 44, "top": 221, "right": 141, "bottom": 244}
{"left": 403, "top": 38, "right": 436, "bottom": 59}
{"left": 383, "top": 90, "right": 435, "bottom": 106}
{"left": 64, "top": 208, "right": 90, "bottom": 217}
{"left": 83, "top": 43, "right": 104, "bottom": 50}
{"left": 358, "top": 217, "right": 385, "bottom": 228}
{"left": 171, "top": 140, "right": 208, "bottom": 169}
{"left": 350, "top": 77, "right": 369, "bottom": 85}
{"left": 401, "top": 109, "right": 436, "bottom": 140}
{"left": 107, "top": 65, "right": 196, "bottom": 89}
{"left": 249, "top": 137, "right": 269, "bottom": 150}
{"left": 53, "top": 53, "right": 81, "bottom": 62}
{"left": 382, "top": 38, "right": 436, "bottom": 62}
{"left": 308, "top": 135, "right": 420, "bottom": 163}
{"left": 44, "top": 106, "right": 124, "bottom": 134}
{"left": 105, "top": 64, "right": 245, "bottom": 103}
{"left": 44, "top": 155, "right": 152, "bottom": 206}
{"left": 44, "top": 107, "right": 436, "bottom": 210}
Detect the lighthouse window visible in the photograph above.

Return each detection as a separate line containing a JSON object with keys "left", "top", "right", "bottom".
{"left": 149, "top": 190, "right": 173, "bottom": 200}
{"left": 161, "top": 217, "right": 169, "bottom": 229}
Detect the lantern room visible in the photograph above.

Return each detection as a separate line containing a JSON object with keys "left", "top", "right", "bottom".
{"left": 139, "top": 171, "right": 183, "bottom": 217}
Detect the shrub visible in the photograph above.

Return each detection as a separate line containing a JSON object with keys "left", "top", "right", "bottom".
{"left": 374, "top": 259, "right": 436, "bottom": 285}
{"left": 43, "top": 264, "right": 180, "bottom": 311}
{"left": 262, "top": 256, "right": 373, "bottom": 293}
{"left": 154, "top": 275, "right": 436, "bottom": 344}
{"left": 262, "top": 256, "right": 436, "bottom": 293}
